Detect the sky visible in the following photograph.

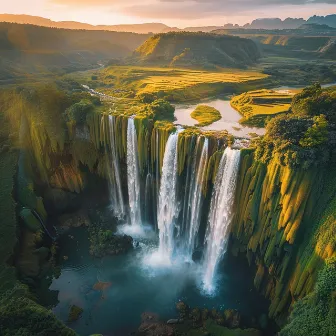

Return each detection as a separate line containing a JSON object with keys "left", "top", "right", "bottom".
{"left": 1, "top": 0, "right": 335, "bottom": 27}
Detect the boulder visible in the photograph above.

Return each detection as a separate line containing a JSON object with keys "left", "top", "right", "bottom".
{"left": 68, "top": 305, "right": 83, "bottom": 322}
{"left": 176, "top": 301, "right": 190, "bottom": 319}
{"left": 223, "top": 309, "right": 241, "bottom": 329}
{"left": 58, "top": 210, "right": 90, "bottom": 229}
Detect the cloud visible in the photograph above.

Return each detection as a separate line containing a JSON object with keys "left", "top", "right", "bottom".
{"left": 121, "top": 0, "right": 336, "bottom": 20}
{"left": 50, "top": 0, "right": 336, "bottom": 20}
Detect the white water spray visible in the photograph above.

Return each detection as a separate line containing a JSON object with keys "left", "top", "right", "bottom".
{"left": 157, "top": 130, "right": 181, "bottom": 263}
{"left": 107, "top": 115, "right": 125, "bottom": 218}
{"left": 202, "top": 147, "right": 241, "bottom": 294}
{"left": 127, "top": 118, "right": 141, "bottom": 227}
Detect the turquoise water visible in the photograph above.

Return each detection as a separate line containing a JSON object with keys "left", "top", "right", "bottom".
{"left": 51, "top": 226, "right": 269, "bottom": 336}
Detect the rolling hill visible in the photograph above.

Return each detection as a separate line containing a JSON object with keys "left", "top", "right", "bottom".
{"left": 133, "top": 32, "right": 261, "bottom": 68}
{"left": 0, "top": 23, "right": 150, "bottom": 80}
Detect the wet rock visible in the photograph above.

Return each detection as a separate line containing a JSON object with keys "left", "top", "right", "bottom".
{"left": 223, "top": 309, "right": 241, "bottom": 329}
{"left": 89, "top": 230, "right": 133, "bottom": 258}
{"left": 58, "top": 210, "right": 90, "bottom": 229}
{"left": 93, "top": 281, "right": 112, "bottom": 291}
{"left": 141, "top": 312, "right": 159, "bottom": 323}
{"left": 201, "top": 308, "right": 209, "bottom": 321}
{"left": 138, "top": 312, "right": 174, "bottom": 336}
{"left": 34, "top": 247, "right": 50, "bottom": 261}
{"left": 176, "top": 301, "right": 190, "bottom": 319}
{"left": 68, "top": 305, "right": 83, "bottom": 322}
{"left": 138, "top": 322, "right": 174, "bottom": 336}
{"left": 167, "top": 319, "right": 180, "bottom": 324}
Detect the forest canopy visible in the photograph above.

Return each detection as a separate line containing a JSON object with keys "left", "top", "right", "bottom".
{"left": 254, "top": 84, "right": 336, "bottom": 168}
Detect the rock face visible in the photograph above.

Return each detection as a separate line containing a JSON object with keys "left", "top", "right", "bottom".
{"left": 58, "top": 210, "right": 90, "bottom": 229}
{"left": 175, "top": 302, "right": 263, "bottom": 334}
{"left": 138, "top": 312, "right": 174, "bottom": 336}
{"left": 231, "top": 149, "right": 336, "bottom": 321}
{"left": 89, "top": 230, "right": 133, "bottom": 258}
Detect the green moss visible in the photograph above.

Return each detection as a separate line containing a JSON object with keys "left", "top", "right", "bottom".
{"left": 232, "top": 150, "right": 336, "bottom": 322}
{"left": 19, "top": 208, "right": 41, "bottom": 232}
{"left": 68, "top": 305, "right": 84, "bottom": 323}
{"left": 0, "top": 286, "right": 77, "bottom": 336}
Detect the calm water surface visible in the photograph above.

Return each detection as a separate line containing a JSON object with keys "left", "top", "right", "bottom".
{"left": 51, "top": 226, "right": 269, "bottom": 336}
{"left": 174, "top": 99, "right": 265, "bottom": 137}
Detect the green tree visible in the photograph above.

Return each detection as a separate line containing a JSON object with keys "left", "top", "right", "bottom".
{"left": 149, "top": 99, "right": 175, "bottom": 122}
{"left": 299, "top": 115, "right": 329, "bottom": 148}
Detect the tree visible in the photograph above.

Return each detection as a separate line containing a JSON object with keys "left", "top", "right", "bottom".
{"left": 149, "top": 99, "right": 175, "bottom": 122}
{"left": 299, "top": 115, "right": 329, "bottom": 148}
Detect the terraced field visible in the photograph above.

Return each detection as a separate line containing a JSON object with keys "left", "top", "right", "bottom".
{"left": 83, "top": 66, "right": 269, "bottom": 102}
{"left": 231, "top": 89, "right": 293, "bottom": 126}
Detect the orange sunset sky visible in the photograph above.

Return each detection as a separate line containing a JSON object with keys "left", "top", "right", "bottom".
{"left": 1, "top": 0, "right": 335, "bottom": 27}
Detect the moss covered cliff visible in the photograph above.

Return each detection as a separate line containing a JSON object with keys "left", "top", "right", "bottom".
{"left": 231, "top": 146, "right": 335, "bottom": 324}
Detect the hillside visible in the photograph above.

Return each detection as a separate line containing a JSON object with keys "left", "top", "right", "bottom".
{"left": 133, "top": 32, "right": 261, "bottom": 68}
{"left": 0, "top": 23, "right": 150, "bottom": 80}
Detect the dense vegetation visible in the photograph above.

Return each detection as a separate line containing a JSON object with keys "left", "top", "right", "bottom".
{"left": 280, "top": 258, "right": 336, "bottom": 336}
{"left": 191, "top": 105, "right": 222, "bottom": 126}
{"left": 0, "top": 22, "right": 150, "bottom": 80}
{"left": 254, "top": 84, "right": 336, "bottom": 168}
{"left": 0, "top": 83, "right": 90, "bottom": 335}
{"left": 133, "top": 32, "right": 261, "bottom": 69}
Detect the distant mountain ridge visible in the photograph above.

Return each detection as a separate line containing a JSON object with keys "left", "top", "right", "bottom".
{"left": 0, "top": 14, "right": 170, "bottom": 34}
{"left": 244, "top": 15, "right": 336, "bottom": 29}
{"left": 1, "top": 13, "right": 335, "bottom": 33}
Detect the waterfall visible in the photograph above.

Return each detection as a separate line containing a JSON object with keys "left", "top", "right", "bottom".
{"left": 107, "top": 115, "right": 125, "bottom": 218}
{"left": 144, "top": 173, "right": 152, "bottom": 225}
{"left": 202, "top": 147, "right": 241, "bottom": 293}
{"left": 157, "top": 130, "right": 181, "bottom": 263}
{"left": 182, "top": 137, "right": 209, "bottom": 260}
{"left": 127, "top": 118, "right": 141, "bottom": 227}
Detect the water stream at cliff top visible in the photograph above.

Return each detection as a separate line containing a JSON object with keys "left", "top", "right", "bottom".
{"left": 202, "top": 147, "right": 241, "bottom": 294}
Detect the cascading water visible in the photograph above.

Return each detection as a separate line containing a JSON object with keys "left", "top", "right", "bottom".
{"left": 127, "top": 118, "right": 142, "bottom": 227}
{"left": 157, "top": 130, "right": 181, "bottom": 263}
{"left": 107, "top": 115, "right": 125, "bottom": 218}
{"left": 181, "top": 137, "right": 209, "bottom": 260}
{"left": 202, "top": 147, "right": 241, "bottom": 294}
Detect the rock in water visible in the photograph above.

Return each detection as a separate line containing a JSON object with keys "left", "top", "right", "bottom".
{"left": 167, "top": 319, "right": 180, "bottom": 324}
{"left": 68, "top": 305, "right": 83, "bottom": 322}
{"left": 89, "top": 231, "right": 133, "bottom": 258}
{"left": 93, "top": 281, "right": 112, "bottom": 291}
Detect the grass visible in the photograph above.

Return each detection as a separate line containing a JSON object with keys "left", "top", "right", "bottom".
{"left": 76, "top": 65, "right": 269, "bottom": 103}
{"left": 231, "top": 89, "right": 293, "bottom": 127}
{"left": 191, "top": 105, "right": 221, "bottom": 126}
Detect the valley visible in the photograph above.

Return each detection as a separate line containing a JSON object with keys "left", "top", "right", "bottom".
{"left": 0, "top": 14, "right": 335, "bottom": 336}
